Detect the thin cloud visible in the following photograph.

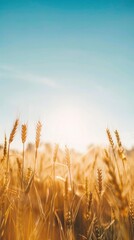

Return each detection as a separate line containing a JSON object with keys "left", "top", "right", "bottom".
{"left": 0, "top": 64, "right": 58, "bottom": 88}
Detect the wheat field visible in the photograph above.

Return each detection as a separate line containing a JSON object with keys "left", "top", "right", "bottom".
{"left": 0, "top": 119, "right": 134, "bottom": 240}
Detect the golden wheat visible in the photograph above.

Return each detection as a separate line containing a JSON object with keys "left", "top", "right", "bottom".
{"left": 0, "top": 120, "right": 133, "bottom": 239}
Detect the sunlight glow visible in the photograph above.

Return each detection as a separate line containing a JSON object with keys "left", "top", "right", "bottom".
{"left": 46, "top": 105, "right": 88, "bottom": 150}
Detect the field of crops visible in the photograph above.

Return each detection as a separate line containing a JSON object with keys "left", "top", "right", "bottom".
{"left": 0, "top": 119, "right": 134, "bottom": 240}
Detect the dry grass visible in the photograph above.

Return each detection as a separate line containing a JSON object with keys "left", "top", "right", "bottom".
{"left": 0, "top": 121, "right": 133, "bottom": 239}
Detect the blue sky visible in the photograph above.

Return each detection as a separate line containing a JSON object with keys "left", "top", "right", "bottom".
{"left": 0, "top": 0, "right": 134, "bottom": 150}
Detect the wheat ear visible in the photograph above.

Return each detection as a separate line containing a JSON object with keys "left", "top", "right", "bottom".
{"left": 1, "top": 135, "right": 7, "bottom": 163}
{"left": 114, "top": 130, "right": 127, "bottom": 171}
{"left": 7, "top": 119, "right": 19, "bottom": 171}
{"left": 106, "top": 128, "right": 122, "bottom": 187}
{"left": 34, "top": 121, "right": 42, "bottom": 173}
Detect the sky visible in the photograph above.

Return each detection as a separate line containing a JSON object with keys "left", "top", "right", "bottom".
{"left": 0, "top": 0, "right": 134, "bottom": 151}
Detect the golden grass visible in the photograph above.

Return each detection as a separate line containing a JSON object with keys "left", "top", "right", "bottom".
{"left": 0, "top": 120, "right": 133, "bottom": 239}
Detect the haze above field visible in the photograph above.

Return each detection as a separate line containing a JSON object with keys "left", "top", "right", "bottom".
{"left": 0, "top": 0, "right": 134, "bottom": 151}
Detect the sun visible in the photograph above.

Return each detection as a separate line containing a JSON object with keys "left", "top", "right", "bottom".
{"left": 46, "top": 104, "right": 88, "bottom": 151}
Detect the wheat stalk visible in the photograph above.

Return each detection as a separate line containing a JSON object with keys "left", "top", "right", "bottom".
{"left": 64, "top": 177, "right": 69, "bottom": 200}
{"left": 103, "top": 149, "right": 128, "bottom": 215}
{"left": 21, "top": 124, "right": 27, "bottom": 189}
{"left": 65, "top": 146, "right": 72, "bottom": 192}
{"left": 97, "top": 169, "right": 102, "bottom": 197}
{"left": 53, "top": 144, "right": 59, "bottom": 182}
{"left": 85, "top": 177, "right": 89, "bottom": 200}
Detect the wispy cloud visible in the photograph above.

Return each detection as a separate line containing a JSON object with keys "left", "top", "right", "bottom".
{"left": 0, "top": 64, "right": 58, "bottom": 88}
